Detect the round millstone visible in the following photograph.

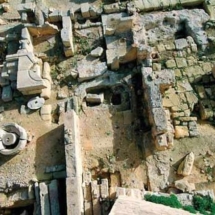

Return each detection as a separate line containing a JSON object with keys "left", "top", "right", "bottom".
{"left": 27, "top": 96, "right": 45, "bottom": 110}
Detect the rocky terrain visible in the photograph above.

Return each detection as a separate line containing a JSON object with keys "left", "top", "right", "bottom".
{"left": 1, "top": 0, "right": 215, "bottom": 215}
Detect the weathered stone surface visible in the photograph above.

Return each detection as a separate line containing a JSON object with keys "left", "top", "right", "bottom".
{"left": 177, "top": 152, "right": 195, "bottom": 176}
{"left": 109, "top": 196, "right": 191, "bottom": 215}
{"left": 61, "top": 16, "right": 74, "bottom": 57}
{"left": 175, "top": 39, "right": 188, "bottom": 50}
{"left": 40, "top": 104, "right": 52, "bottom": 121}
{"left": 90, "top": 47, "right": 103, "bottom": 57}
{"left": 86, "top": 93, "right": 104, "bottom": 104}
{"left": 100, "top": 179, "right": 109, "bottom": 199}
{"left": 175, "top": 126, "right": 189, "bottom": 139}
{"left": 81, "top": 3, "right": 90, "bottom": 18}
{"left": 48, "top": 180, "right": 60, "bottom": 215}
{"left": 2, "top": 85, "right": 12, "bottom": 102}
{"left": 39, "top": 182, "right": 50, "bottom": 215}
{"left": 78, "top": 62, "right": 107, "bottom": 82}
{"left": 175, "top": 179, "right": 195, "bottom": 193}
{"left": 151, "top": 108, "right": 168, "bottom": 135}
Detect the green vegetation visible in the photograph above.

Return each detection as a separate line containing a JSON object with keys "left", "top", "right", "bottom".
{"left": 75, "top": 37, "right": 91, "bottom": 55}
{"left": 144, "top": 194, "right": 215, "bottom": 214}
{"left": 182, "top": 205, "right": 196, "bottom": 214}
{"left": 193, "top": 195, "right": 215, "bottom": 215}
{"left": 144, "top": 194, "right": 182, "bottom": 209}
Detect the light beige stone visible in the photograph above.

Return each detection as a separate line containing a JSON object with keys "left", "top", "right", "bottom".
{"left": 177, "top": 152, "right": 195, "bottom": 176}
{"left": 175, "top": 126, "right": 189, "bottom": 139}
{"left": 175, "top": 179, "right": 195, "bottom": 193}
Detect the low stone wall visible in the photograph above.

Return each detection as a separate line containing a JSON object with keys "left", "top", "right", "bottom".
{"left": 64, "top": 110, "right": 83, "bottom": 215}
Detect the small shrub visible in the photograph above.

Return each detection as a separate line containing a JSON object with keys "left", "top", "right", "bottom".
{"left": 193, "top": 195, "right": 214, "bottom": 215}
{"left": 183, "top": 205, "right": 196, "bottom": 214}
{"left": 144, "top": 194, "right": 182, "bottom": 209}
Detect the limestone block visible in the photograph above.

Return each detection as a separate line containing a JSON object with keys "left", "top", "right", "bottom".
{"left": 188, "top": 121, "right": 199, "bottom": 137}
{"left": 39, "top": 182, "right": 51, "bottom": 215}
{"left": 66, "top": 177, "right": 83, "bottom": 215}
{"left": 64, "top": 46, "right": 74, "bottom": 57}
{"left": 40, "top": 104, "right": 52, "bottom": 121}
{"left": 178, "top": 116, "right": 197, "bottom": 122}
{"left": 176, "top": 80, "right": 193, "bottom": 93}
{"left": 177, "top": 152, "right": 195, "bottom": 176}
{"left": 152, "top": 63, "right": 161, "bottom": 71}
{"left": 86, "top": 93, "right": 104, "bottom": 104}
{"left": 40, "top": 79, "right": 51, "bottom": 99}
{"left": 175, "top": 179, "right": 195, "bottom": 193}
{"left": 116, "top": 187, "right": 126, "bottom": 197}
{"left": 17, "top": 2, "right": 35, "bottom": 13}
{"left": 78, "top": 62, "right": 107, "bottom": 82}
{"left": 145, "top": 85, "right": 162, "bottom": 108}
{"left": 2, "top": 85, "right": 12, "bottom": 102}
{"left": 202, "top": 62, "right": 212, "bottom": 74}
{"left": 48, "top": 180, "right": 60, "bottom": 215}
{"left": 81, "top": 3, "right": 90, "bottom": 18}
{"left": 100, "top": 179, "right": 109, "bottom": 199}
{"left": 199, "top": 100, "right": 213, "bottom": 120}
{"left": 48, "top": 10, "right": 61, "bottom": 22}
{"left": 156, "top": 43, "right": 165, "bottom": 52}
{"left": 154, "top": 69, "right": 175, "bottom": 89}
{"left": 166, "top": 59, "right": 176, "bottom": 68}
{"left": 110, "top": 196, "right": 192, "bottom": 215}
{"left": 27, "top": 22, "right": 59, "bottom": 37}
{"left": 151, "top": 108, "right": 168, "bottom": 135}
{"left": 104, "top": 3, "right": 120, "bottom": 14}
{"left": 175, "top": 58, "right": 187, "bottom": 68}
{"left": 90, "top": 47, "right": 103, "bottom": 57}
{"left": 35, "top": 6, "right": 44, "bottom": 26}
{"left": 110, "top": 173, "right": 121, "bottom": 198}
{"left": 42, "top": 62, "right": 52, "bottom": 82}
{"left": 165, "top": 41, "right": 175, "bottom": 50}
{"left": 175, "top": 39, "right": 188, "bottom": 50}
{"left": 61, "top": 16, "right": 73, "bottom": 48}
{"left": 175, "top": 126, "right": 189, "bottom": 139}
{"left": 155, "top": 134, "right": 168, "bottom": 150}
{"left": 195, "top": 85, "right": 207, "bottom": 99}
{"left": 91, "top": 180, "right": 100, "bottom": 199}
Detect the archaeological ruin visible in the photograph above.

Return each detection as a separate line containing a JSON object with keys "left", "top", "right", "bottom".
{"left": 2, "top": 0, "right": 215, "bottom": 214}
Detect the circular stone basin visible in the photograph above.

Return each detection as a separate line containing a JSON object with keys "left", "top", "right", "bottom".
{"left": 27, "top": 96, "right": 45, "bottom": 110}
{"left": 0, "top": 123, "right": 27, "bottom": 155}
{"left": 2, "top": 133, "right": 17, "bottom": 146}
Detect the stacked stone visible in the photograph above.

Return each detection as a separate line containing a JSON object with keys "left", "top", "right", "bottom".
{"left": 142, "top": 67, "right": 175, "bottom": 150}
{"left": 81, "top": 2, "right": 103, "bottom": 18}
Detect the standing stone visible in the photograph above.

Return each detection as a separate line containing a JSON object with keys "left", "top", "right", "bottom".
{"left": 177, "top": 152, "right": 195, "bottom": 176}
{"left": 34, "top": 182, "right": 41, "bottom": 215}
{"left": 39, "top": 182, "right": 51, "bottom": 215}
{"left": 48, "top": 180, "right": 60, "bottom": 215}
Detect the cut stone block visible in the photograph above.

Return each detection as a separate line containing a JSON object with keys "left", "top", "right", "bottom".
{"left": 2, "top": 85, "right": 12, "bottom": 102}
{"left": 39, "top": 182, "right": 51, "bottom": 215}
{"left": 175, "top": 39, "right": 189, "bottom": 50}
{"left": 86, "top": 93, "right": 104, "bottom": 104}
{"left": 40, "top": 104, "right": 52, "bottom": 121}
{"left": 175, "top": 126, "right": 189, "bottom": 139}
{"left": 81, "top": 3, "right": 90, "bottom": 18}
{"left": 48, "top": 180, "right": 60, "bottom": 215}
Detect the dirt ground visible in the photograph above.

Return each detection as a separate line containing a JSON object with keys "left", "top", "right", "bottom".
{"left": 0, "top": 92, "right": 65, "bottom": 186}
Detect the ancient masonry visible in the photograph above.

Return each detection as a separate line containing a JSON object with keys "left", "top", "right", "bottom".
{"left": 1, "top": 0, "right": 215, "bottom": 214}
